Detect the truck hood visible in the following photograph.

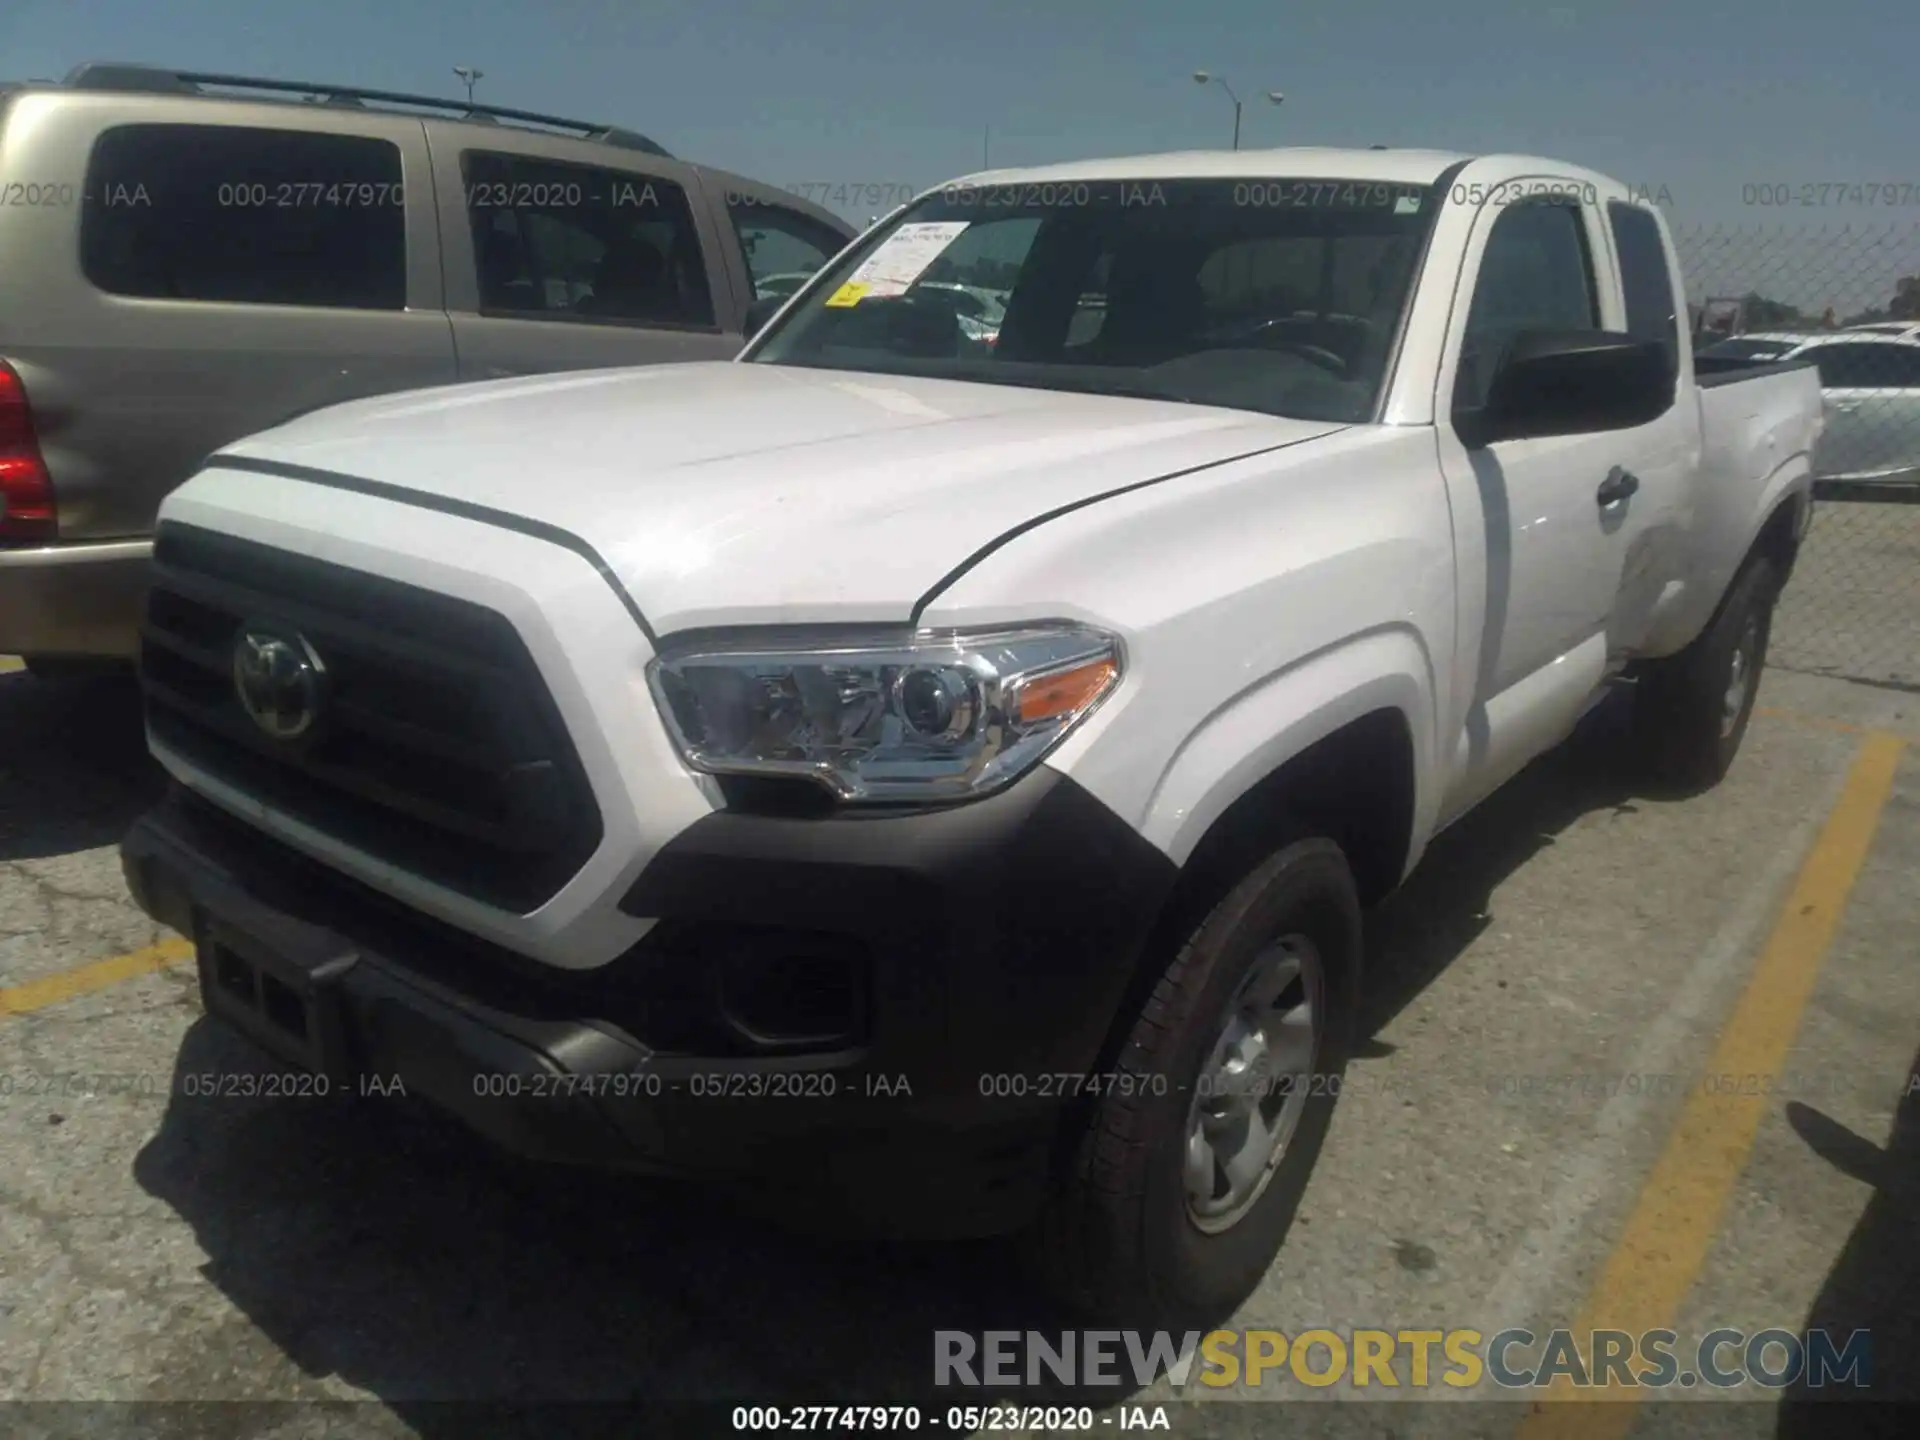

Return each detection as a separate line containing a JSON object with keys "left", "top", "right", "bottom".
{"left": 215, "top": 361, "right": 1345, "bottom": 636}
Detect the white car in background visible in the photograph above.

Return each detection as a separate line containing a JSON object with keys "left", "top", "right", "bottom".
{"left": 1845, "top": 321, "right": 1920, "bottom": 341}
{"left": 1698, "top": 330, "right": 1920, "bottom": 483}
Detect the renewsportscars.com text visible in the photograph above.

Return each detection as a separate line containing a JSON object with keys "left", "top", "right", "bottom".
{"left": 934, "top": 1327, "right": 1871, "bottom": 1392}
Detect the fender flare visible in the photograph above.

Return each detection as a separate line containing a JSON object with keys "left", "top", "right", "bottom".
{"left": 1138, "top": 625, "right": 1441, "bottom": 879}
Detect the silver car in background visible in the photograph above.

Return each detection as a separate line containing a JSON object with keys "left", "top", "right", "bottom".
{"left": 1698, "top": 330, "right": 1920, "bottom": 484}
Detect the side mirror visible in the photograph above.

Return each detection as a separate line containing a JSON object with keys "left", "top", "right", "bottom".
{"left": 1459, "top": 330, "right": 1673, "bottom": 448}
{"left": 742, "top": 293, "right": 785, "bottom": 341}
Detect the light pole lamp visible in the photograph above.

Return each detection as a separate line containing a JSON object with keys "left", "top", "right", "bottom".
{"left": 1192, "top": 72, "right": 1282, "bottom": 150}
{"left": 453, "top": 66, "right": 484, "bottom": 106}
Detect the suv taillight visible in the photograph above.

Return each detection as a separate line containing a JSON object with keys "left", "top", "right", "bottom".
{"left": 0, "top": 361, "right": 56, "bottom": 543}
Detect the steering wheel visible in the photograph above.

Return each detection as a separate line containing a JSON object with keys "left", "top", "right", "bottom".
{"left": 1227, "top": 318, "right": 1357, "bottom": 375}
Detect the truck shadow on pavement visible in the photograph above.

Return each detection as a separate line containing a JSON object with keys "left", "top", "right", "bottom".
{"left": 0, "top": 669, "right": 161, "bottom": 862}
{"left": 1356, "top": 692, "right": 1648, "bottom": 1040}
{"left": 132, "top": 1017, "right": 1076, "bottom": 1429}
{"left": 126, "top": 693, "right": 1667, "bottom": 1430}
{"left": 1774, "top": 1050, "right": 1920, "bottom": 1435}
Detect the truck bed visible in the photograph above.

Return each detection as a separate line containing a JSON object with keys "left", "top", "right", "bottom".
{"left": 1650, "top": 358, "right": 1826, "bottom": 655}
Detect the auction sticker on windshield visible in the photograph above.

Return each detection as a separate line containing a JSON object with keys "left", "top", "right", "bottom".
{"left": 824, "top": 221, "right": 972, "bottom": 306}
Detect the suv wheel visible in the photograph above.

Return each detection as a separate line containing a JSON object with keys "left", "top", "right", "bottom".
{"left": 1034, "top": 834, "right": 1361, "bottom": 1325}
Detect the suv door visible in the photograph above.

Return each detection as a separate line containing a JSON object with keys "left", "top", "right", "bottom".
{"left": 1798, "top": 340, "right": 1920, "bottom": 480}
{"left": 63, "top": 113, "right": 453, "bottom": 539}
{"left": 1432, "top": 192, "right": 1661, "bottom": 819}
{"left": 427, "top": 131, "right": 742, "bottom": 378}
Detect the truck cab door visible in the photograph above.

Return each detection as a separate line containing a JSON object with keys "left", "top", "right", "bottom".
{"left": 1592, "top": 200, "right": 1698, "bottom": 661}
{"left": 1432, "top": 193, "right": 1673, "bottom": 824}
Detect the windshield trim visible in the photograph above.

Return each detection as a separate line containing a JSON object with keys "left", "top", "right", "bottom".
{"left": 740, "top": 171, "right": 1461, "bottom": 427}
{"left": 1368, "top": 157, "right": 1470, "bottom": 422}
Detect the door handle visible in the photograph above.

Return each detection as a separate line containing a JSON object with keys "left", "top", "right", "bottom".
{"left": 1597, "top": 467, "right": 1640, "bottom": 507}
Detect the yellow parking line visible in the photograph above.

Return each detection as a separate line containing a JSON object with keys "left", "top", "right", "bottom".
{"left": 1517, "top": 730, "right": 1907, "bottom": 1436}
{"left": 0, "top": 936, "right": 195, "bottom": 1018}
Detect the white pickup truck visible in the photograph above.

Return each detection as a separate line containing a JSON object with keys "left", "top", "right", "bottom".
{"left": 121, "top": 147, "right": 1822, "bottom": 1324}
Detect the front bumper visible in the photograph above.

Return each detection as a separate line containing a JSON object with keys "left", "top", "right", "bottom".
{"left": 123, "top": 774, "right": 1177, "bottom": 1237}
{"left": 0, "top": 538, "right": 152, "bottom": 659}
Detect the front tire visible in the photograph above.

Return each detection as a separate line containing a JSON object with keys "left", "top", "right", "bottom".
{"left": 1034, "top": 834, "right": 1362, "bottom": 1326}
{"left": 1632, "top": 554, "right": 1778, "bottom": 791}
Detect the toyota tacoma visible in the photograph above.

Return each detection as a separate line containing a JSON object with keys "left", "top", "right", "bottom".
{"left": 121, "top": 148, "right": 1823, "bottom": 1323}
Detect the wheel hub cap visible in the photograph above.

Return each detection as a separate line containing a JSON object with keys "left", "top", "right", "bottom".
{"left": 1722, "top": 619, "right": 1759, "bottom": 738}
{"left": 1183, "top": 935, "right": 1324, "bottom": 1233}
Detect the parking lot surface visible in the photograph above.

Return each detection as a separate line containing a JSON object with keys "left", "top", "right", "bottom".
{"left": 0, "top": 657, "right": 1914, "bottom": 1438}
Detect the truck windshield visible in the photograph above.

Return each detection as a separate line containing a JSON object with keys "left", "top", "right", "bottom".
{"left": 746, "top": 178, "right": 1438, "bottom": 424}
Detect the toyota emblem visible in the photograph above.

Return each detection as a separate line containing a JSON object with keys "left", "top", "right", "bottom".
{"left": 232, "top": 626, "right": 327, "bottom": 740}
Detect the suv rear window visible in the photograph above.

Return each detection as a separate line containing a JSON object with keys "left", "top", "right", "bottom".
{"left": 80, "top": 125, "right": 406, "bottom": 310}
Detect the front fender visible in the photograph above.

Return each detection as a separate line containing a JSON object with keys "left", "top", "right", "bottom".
{"left": 1138, "top": 626, "right": 1440, "bottom": 876}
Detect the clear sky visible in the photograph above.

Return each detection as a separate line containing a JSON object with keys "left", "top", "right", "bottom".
{"left": 6, "top": 0, "right": 1917, "bottom": 308}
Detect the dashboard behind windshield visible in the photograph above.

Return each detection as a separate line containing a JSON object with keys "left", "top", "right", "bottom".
{"left": 746, "top": 178, "right": 1441, "bottom": 424}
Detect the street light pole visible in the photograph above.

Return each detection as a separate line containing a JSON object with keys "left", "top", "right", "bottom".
{"left": 1192, "top": 72, "right": 1283, "bottom": 150}
{"left": 453, "top": 66, "right": 484, "bottom": 107}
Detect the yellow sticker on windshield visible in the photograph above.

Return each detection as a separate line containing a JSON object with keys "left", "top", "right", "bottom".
{"left": 825, "top": 282, "right": 870, "bottom": 308}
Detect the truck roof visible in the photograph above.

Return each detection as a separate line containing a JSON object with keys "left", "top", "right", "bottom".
{"left": 939, "top": 147, "right": 1635, "bottom": 197}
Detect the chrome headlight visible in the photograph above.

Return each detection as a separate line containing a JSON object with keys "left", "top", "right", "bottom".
{"left": 647, "top": 626, "right": 1122, "bottom": 802}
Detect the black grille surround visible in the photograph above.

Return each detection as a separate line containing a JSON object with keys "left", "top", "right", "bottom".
{"left": 140, "top": 521, "right": 604, "bottom": 914}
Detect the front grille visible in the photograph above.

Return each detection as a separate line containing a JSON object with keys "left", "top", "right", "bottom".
{"left": 163, "top": 787, "right": 868, "bottom": 1059}
{"left": 140, "top": 522, "right": 604, "bottom": 913}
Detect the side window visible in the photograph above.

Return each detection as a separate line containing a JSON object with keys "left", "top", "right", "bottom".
{"left": 1878, "top": 346, "right": 1920, "bottom": 385}
{"left": 1607, "top": 201, "right": 1679, "bottom": 383}
{"left": 727, "top": 200, "right": 850, "bottom": 300}
{"left": 81, "top": 125, "right": 405, "bottom": 309}
{"left": 462, "top": 152, "right": 715, "bottom": 327}
{"left": 1808, "top": 342, "right": 1920, "bottom": 388}
{"left": 1455, "top": 201, "right": 1597, "bottom": 412}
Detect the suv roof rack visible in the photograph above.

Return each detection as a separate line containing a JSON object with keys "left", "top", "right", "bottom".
{"left": 58, "top": 62, "right": 673, "bottom": 157}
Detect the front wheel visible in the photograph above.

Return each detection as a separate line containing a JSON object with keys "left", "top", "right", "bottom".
{"left": 1033, "top": 834, "right": 1361, "bottom": 1326}
{"left": 1632, "top": 555, "right": 1779, "bottom": 791}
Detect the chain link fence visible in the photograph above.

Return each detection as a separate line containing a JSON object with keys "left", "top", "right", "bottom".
{"left": 1673, "top": 222, "right": 1920, "bottom": 690}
